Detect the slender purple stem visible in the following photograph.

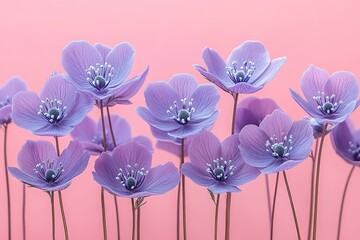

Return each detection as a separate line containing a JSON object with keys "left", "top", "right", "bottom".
{"left": 3, "top": 124, "right": 11, "bottom": 240}
{"left": 100, "top": 100, "right": 108, "bottom": 240}
{"left": 270, "top": 172, "right": 280, "bottom": 240}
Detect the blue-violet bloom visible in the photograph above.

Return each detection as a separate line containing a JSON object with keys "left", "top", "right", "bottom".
{"left": 12, "top": 74, "right": 93, "bottom": 136}
{"left": 9, "top": 140, "right": 90, "bottom": 191}
{"left": 137, "top": 73, "right": 220, "bottom": 139}
{"left": 62, "top": 41, "right": 148, "bottom": 105}
{"left": 93, "top": 141, "right": 179, "bottom": 198}
{"left": 194, "top": 40, "right": 286, "bottom": 95}
{"left": 71, "top": 115, "right": 153, "bottom": 155}
{"left": 239, "top": 109, "right": 314, "bottom": 174}
{"left": 0, "top": 76, "right": 27, "bottom": 124}
{"left": 181, "top": 131, "right": 260, "bottom": 194}
{"left": 290, "top": 65, "right": 360, "bottom": 125}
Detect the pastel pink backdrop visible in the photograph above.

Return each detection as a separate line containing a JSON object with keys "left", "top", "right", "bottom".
{"left": 1, "top": 0, "right": 360, "bottom": 239}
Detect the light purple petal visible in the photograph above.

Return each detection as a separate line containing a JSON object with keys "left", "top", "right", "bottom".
{"left": 227, "top": 164, "right": 260, "bottom": 186}
{"left": 0, "top": 76, "right": 27, "bottom": 101}
{"left": 137, "top": 107, "right": 180, "bottom": 131}
{"left": 181, "top": 163, "right": 215, "bottom": 187}
{"left": 227, "top": 82, "right": 263, "bottom": 94}
{"left": 252, "top": 57, "right": 286, "bottom": 86}
{"left": 71, "top": 116, "right": 97, "bottom": 143}
{"left": 191, "top": 84, "right": 220, "bottom": 119}
{"left": 132, "top": 136, "right": 154, "bottom": 153}
{"left": 168, "top": 73, "right": 198, "bottom": 99}
{"left": 104, "top": 115, "right": 132, "bottom": 145}
{"left": 202, "top": 47, "right": 228, "bottom": 80}
{"left": 300, "top": 65, "right": 329, "bottom": 105}
{"left": 112, "top": 142, "right": 152, "bottom": 171}
{"left": 331, "top": 119, "right": 355, "bottom": 164}
{"left": 234, "top": 108, "right": 258, "bottom": 133}
{"left": 259, "top": 109, "right": 293, "bottom": 139}
{"left": 261, "top": 160, "right": 302, "bottom": 174}
{"left": 8, "top": 167, "right": 47, "bottom": 189}
{"left": 194, "top": 65, "right": 233, "bottom": 93}
{"left": 290, "top": 89, "right": 323, "bottom": 118}
{"left": 0, "top": 105, "right": 12, "bottom": 124}
{"left": 287, "top": 119, "right": 314, "bottom": 161}
{"left": 95, "top": 43, "right": 111, "bottom": 60}
{"left": 220, "top": 134, "right": 241, "bottom": 163}
{"left": 208, "top": 182, "right": 241, "bottom": 194}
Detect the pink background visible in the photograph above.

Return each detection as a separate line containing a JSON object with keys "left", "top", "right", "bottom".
{"left": 1, "top": 0, "right": 360, "bottom": 239}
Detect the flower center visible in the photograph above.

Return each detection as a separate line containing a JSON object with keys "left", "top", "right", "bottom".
{"left": 226, "top": 61, "right": 256, "bottom": 83}
{"left": 37, "top": 98, "right": 67, "bottom": 124}
{"left": 349, "top": 141, "right": 360, "bottom": 161}
{"left": 206, "top": 157, "right": 236, "bottom": 181}
{"left": 167, "top": 98, "right": 195, "bottom": 125}
{"left": 33, "top": 159, "right": 64, "bottom": 183}
{"left": 313, "top": 92, "right": 342, "bottom": 115}
{"left": 266, "top": 133, "right": 293, "bottom": 158}
{"left": 116, "top": 164, "right": 149, "bottom": 191}
{"left": 86, "top": 62, "right": 114, "bottom": 91}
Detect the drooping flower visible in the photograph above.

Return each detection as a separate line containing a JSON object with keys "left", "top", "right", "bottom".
{"left": 71, "top": 115, "right": 153, "bottom": 155}
{"left": 290, "top": 65, "right": 360, "bottom": 125}
{"left": 9, "top": 140, "right": 90, "bottom": 191}
{"left": 234, "top": 96, "right": 279, "bottom": 133}
{"left": 62, "top": 41, "right": 148, "bottom": 105}
{"left": 181, "top": 131, "right": 260, "bottom": 194}
{"left": 11, "top": 73, "right": 93, "bottom": 137}
{"left": 194, "top": 41, "right": 286, "bottom": 95}
{"left": 137, "top": 73, "right": 220, "bottom": 139}
{"left": 0, "top": 76, "right": 27, "bottom": 124}
{"left": 331, "top": 118, "right": 360, "bottom": 166}
{"left": 93, "top": 141, "right": 179, "bottom": 198}
{"left": 239, "top": 109, "right": 313, "bottom": 174}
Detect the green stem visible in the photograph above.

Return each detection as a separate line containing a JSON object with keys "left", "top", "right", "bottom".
{"left": 283, "top": 171, "right": 301, "bottom": 240}
{"left": 308, "top": 138, "right": 319, "bottom": 240}
{"left": 270, "top": 172, "right": 280, "bottom": 240}
{"left": 312, "top": 124, "right": 328, "bottom": 240}
{"left": 214, "top": 194, "right": 220, "bottom": 240}
{"left": 131, "top": 198, "right": 135, "bottom": 240}
{"left": 51, "top": 191, "right": 55, "bottom": 240}
{"left": 337, "top": 165, "right": 356, "bottom": 240}
{"left": 3, "top": 124, "right": 11, "bottom": 240}
{"left": 22, "top": 183, "right": 26, "bottom": 240}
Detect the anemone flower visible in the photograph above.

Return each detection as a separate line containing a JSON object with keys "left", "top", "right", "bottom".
{"left": 12, "top": 73, "right": 93, "bottom": 137}
{"left": 194, "top": 41, "right": 286, "bottom": 95}
{"left": 239, "top": 109, "right": 313, "bottom": 174}
{"left": 137, "top": 73, "right": 220, "bottom": 139}
{"left": 181, "top": 131, "right": 260, "bottom": 194}
{"left": 290, "top": 64, "right": 360, "bottom": 125}
{"left": 93, "top": 141, "right": 179, "bottom": 198}
{"left": 71, "top": 115, "right": 153, "bottom": 155}
{"left": 62, "top": 41, "right": 148, "bottom": 105}
{"left": 0, "top": 76, "right": 27, "bottom": 124}
{"left": 9, "top": 140, "right": 90, "bottom": 191}
{"left": 234, "top": 96, "right": 279, "bottom": 133}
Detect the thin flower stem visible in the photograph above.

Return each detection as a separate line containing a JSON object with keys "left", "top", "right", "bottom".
{"left": 99, "top": 100, "right": 108, "bottom": 240}
{"left": 106, "top": 106, "right": 120, "bottom": 240}
{"left": 22, "top": 183, "right": 26, "bottom": 240}
{"left": 181, "top": 138, "right": 187, "bottom": 240}
{"left": 3, "top": 124, "right": 11, "bottom": 240}
{"left": 225, "top": 93, "right": 239, "bottom": 240}
{"left": 137, "top": 206, "right": 141, "bottom": 240}
{"left": 131, "top": 198, "right": 136, "bottom": 240}
{"left": 265, "top": 174, "right": 272, "bottom": 228}
{"left": 54, "top": 137, "right": 69, "bottom": 240}
{"left": 337, "top": 165, "right": 356, "bottom": 240}
{"left": 283, "top": 171, "right": 301, "bottom": 240}
{"left": 270, "top": 172, "right": 280, "bottom": 240}
{"left": 176, "top": 175, "right": 181, "bottom": 240}
{"left": 308, "top": 138, "right": 319, "bottom": 240}
{"left": 312, "top": 124, "right": 328, "bottom": 240}
{"left": 214, "top": 194, "right": 220, "bottom": 240}
{"left": 51, "top": 191, "right": 56, "bottom": 240}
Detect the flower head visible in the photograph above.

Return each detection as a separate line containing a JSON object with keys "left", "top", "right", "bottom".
{"left": 9, "top": 140, "right": 90, "bottom": 191}
{"left": 137, "top": 73, "right": 220, "bottom": 139}
{"left": 93, "top": 141, "right": 179, "bottom": 198}
{"left": 239, "top": 109, "right": 314, "bottom": 174}
{"left": 194, "top": 41, "right": 286, "bottom": 95}
{"left": 331, "top": 119, "right": 360, "bottom": 166}
{"left": 290, "top": 65, "right": 360, "bottom": 125}
{"left": 12, "top": 74, "right": 93, "bottom": 137}
{"left": 0, "top": 76, "right": 27, "bottom": 124}
{"left": 181, "top": 131, "right": 260, "bottom": 194}
{"left": 235, "top": 96, "right": 279, "bottom": 133}
{"left": 71, "top": 115, "right": 153, "bottom": 155}
{"left": 62, "top": 41, "right": 148, "bottom": 104}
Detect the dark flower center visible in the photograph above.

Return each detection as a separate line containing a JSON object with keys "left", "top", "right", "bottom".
{"left": 167, "top": 98, "right": 195, "bottom": 125}
{"left": 266, "top": 133, "right": 293, "bottom": 159}
{"left": 206, "top": 157, "right": 235, "bottom": 181}
{"left": 38, "top": 98, "right": 67, "bottom": 124}
{"left": 33, "top": 159, "right": 64, "bottom": 183}
{"left": 349, "top": 141, "right": 360, "bottom": 161}
{"left": 226, "top": 61, "right": 256, "bottom": 84}
{"left": 313, "top": 92, "right": 342, "bottom": 115}
{"left": 86, "top": 62, "right": 114, "bottom": 91}
{"left": 116, "top": 164, "right": 149, "bottom": 191}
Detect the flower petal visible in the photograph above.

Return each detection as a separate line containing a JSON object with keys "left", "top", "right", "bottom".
{"left": 95, "top": 43, "right": 111, "bottom": 60}
{"left": 259, "top": 109, "right": 293, "bottom": 139}
{"left": 168, "top": 73, "right": 198, "bottom": 99}
{"left": 287, "top": 119, "right": 314, "bottom": 161}
{"left": 0, "top": 76, "right": 27, "bottom": 101}
{"left": 181, "top": 163, "right": 215, "bottom": 187}
{"left": 191, "top": 84, "right": 220, "bottom": 119}
{"left": 137, "top": 107, "right": 180, "bottom": 131}
{"left": 234, "top": 108, "right": 258, "bottom": 133}
{"left": 8, "top": 167, "right": 47, "bottom": 189}
{"left": 227, "top": 82, "right": 263, "bottom": 94}
{"left": 194, "top": 65, "right": 233, "bottom": 93}
{"left": 252, "top": 57, "right": 286, "bottom": 86}
{"left": 331, "top": 119, "right": 356, "bottom": 164}
{"left": 290, "top": 88, "right": 323, "bottom": 118}
{"left": 261, "top": 160, "right": 302, "bottom": 174}
{"left": 202, "top": 47, "right": 228, "bottom": 80}
{"left": 0, "top": 105, "right": 12, "bottom": 124}
{"left": 208, "top": 182, "right": 241, "bottom": 194}
{"left": 71, "top": 116, "right": 97, "bottom": 143}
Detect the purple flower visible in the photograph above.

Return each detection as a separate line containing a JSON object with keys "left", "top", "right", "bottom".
{"left": 0, "top": 76, "right": 27, "bottom": 124}
{"left": 239, "top": 109, "right": 314, "bottom": 174}
{"left": 308, "top": 118, "right": 333, "bottom": 138}
{"left": 93, "top": 141, "right": 179, "bottom": 198}
{"left": 181, "top": 131, "right": 260, "bottom": 194}
{"left": 62, "top": 41, "right": 148, "bottom": 104}
{"left": 8, "top": 140, "right": 90, "bottom": 191}
{"left": 71, "top": 115, "right": 153, "bottom": 155}
{"left": 290, "top": 65, "right": 360, "bottom": 125}
{"left": 12, "top": 74, "right": 93, "bottom": 137}
{"left": 331, "top": 119, "right": 360, "bottom": 166}
{"left": 235, "top": 96, "right": 279, "bottom": 133}
{"left": 137, "top": 73, "right": 220, "bottom": 139}
{"left": 194, "top": 41, "right": 286, "bottom": 95}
